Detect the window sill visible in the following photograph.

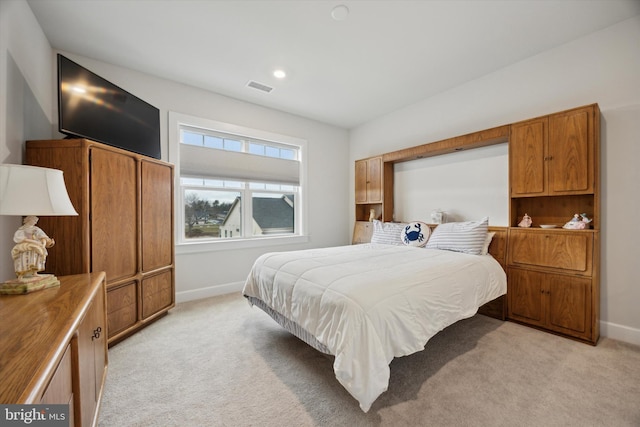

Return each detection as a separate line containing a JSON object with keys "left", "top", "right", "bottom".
{"left": 176, "top": 234, "right": 309, "bottom": 254}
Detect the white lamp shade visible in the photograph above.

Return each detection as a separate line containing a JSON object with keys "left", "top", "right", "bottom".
{"left": 0, "top": 164, "right": 78, "bottom": 216}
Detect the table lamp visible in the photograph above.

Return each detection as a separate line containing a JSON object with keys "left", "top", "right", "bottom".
{"left": 0, "top": 164, "right": 78, "bottom": 294}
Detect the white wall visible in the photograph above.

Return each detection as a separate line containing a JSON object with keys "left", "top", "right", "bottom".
{"left": 49, "top": 51, "right": 351, "bottom": 302}
{"left": 1, "top": 0, "right": 350, "bottom": 299}
{"left": 393, "top": 143, "right": 508, "bottom": 224}
{"left": 350, "top": 16, "right": 640, "bottom": 345}
{"left": 0, "top": 0, "right": 55, "bottom": 279}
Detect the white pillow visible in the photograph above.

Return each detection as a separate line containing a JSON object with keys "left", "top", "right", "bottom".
{"left": 481, "top": 231, "right": 496, "bottom": 256}
{"left": 400, "top": 221, "right": 430, "bottom": 247}
{"left": 425, "top": 217, "right": 489, "bottom": 255}
{"left": 370, "top": 220, "right": 407, "bottom": 246}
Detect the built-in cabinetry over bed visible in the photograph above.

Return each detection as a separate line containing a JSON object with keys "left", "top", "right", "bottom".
{"left": 25, "top": 139, "right": 175, "bottom": 346}
{"left": 0, "top": 272, "right": 108, "bottom": 427}
{"left": 354, "top": 103, "right": 600, "bottom": 344}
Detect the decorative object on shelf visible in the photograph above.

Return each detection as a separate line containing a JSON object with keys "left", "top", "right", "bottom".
{"left": 0, "top": 164, "right": 78, "bottom": 294}
{"left": 563, "top": 213, "right": 587, "bottom": 230}
{"left": 518, "top": 213, "right": 532, "bottom": 228}
{"left": 369, "top": 208, "right": 376, "bottom": 222}
{"left": 540, "top": 225, "right": 557, "bottom": 229}
{"left": 580, "top": 213, "right": 593, "bottom": 228}
{"left": 430, "top": 209, "right": 445, "bottom": 224}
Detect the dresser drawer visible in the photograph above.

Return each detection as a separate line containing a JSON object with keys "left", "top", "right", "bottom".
{"left": 507, "top": 229, "right": 593, "bottom": 275}
{"left": 107, "top": 282, "right": 138, "bottom": 336}
{"left": 141, "top": 270, "right": 174, "bottom": 319}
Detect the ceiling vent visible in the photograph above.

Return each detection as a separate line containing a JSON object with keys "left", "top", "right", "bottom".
{"left": 246, "top": 80, "right": 273, "bottom": 93}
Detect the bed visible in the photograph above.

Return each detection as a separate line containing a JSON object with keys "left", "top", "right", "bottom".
{"left": 242, "top": 219, "right": 507, "bottom": 412}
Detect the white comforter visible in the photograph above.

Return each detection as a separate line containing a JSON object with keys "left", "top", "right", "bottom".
{"left": 242, "top": 243, "right": 506, "bottom": 412}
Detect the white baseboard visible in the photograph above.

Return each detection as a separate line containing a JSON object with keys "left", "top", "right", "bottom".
{"left": 600, "top": 320, "right": 640, "bottom": 346}
{"left": 175, "top": 281, "right": 244, "bottom": 304}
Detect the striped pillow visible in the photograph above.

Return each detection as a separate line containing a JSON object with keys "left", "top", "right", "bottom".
{"left": 425, "top": 217, "right": 489, "bottom": 255}
{"left": 370, "top": 220, "right": 407, "bottom": 245}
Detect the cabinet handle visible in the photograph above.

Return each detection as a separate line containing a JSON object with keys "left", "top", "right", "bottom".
{"left": 91, "top": 326, "right": 102, "bottom": 341}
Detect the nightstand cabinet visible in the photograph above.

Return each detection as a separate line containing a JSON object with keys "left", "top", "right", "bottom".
{"left": 507, "top": 228, "right": 599, "bottom": 344}
{"left": 508, "top": 267, "right": 593, "bottom": 340}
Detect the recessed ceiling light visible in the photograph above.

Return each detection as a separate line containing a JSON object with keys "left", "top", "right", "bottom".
{"left": 273, "top": 69, "right": 286, "bottom": 79}
{"left": 331, "top": 5, "right": 349, "bottom": 21}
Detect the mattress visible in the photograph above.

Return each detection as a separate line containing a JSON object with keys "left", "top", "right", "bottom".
{"left": 242, "top": 243, "right": 507, "bottom": 412}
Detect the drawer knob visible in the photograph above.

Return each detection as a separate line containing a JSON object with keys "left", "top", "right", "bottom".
{"left": 91, "top": 326, "right": 102, "bottom": 341}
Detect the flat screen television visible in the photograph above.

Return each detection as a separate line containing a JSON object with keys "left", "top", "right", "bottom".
{"left": 57, "top": 54, "right": 161, "bottom": 159}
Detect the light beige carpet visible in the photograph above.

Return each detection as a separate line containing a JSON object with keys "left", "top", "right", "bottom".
{"left": 98, "top": 292, "right": 640, "bottom": 427}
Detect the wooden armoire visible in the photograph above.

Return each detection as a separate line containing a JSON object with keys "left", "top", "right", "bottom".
{"left": 25, "top": 138, "right": 175, "bottom": 346}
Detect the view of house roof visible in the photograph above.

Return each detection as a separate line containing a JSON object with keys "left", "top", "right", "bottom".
{"left": 221, "top": 195, "right": 294, "bottom": 230}
{"left": 252, "top": 196, "right": 294, "bottom": 230}
{"left": 221, "top": 197, "right": 241, "bottom": 226}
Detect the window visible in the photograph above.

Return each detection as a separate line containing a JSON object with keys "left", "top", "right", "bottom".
{"left": 169, "top": 112, "right": 307, "bottom": 249}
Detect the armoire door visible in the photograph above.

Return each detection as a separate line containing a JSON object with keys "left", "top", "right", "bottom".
{"left": 90, "top": 148, "right": 138, "bottom": 282}
{"left": 141, "top": 160, "right": 173, "bottom": 272}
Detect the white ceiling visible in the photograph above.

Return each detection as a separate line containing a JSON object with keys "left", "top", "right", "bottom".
{"left": 26, "top": 0, "right": 640, "bottom": 129}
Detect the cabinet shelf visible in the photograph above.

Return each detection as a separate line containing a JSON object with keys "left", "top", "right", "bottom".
{"left": 511, "top": 194, "right": 596, "bottom": 229}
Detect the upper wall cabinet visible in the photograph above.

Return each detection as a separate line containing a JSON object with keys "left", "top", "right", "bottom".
{"left": 510, "top": 104, "right": 597, "bottom": 197}
{"left": 355, "top": 156, "right": 382, "bottom": 203}
{"left": 355, "top": 156, "right": 393, "bottom": 222}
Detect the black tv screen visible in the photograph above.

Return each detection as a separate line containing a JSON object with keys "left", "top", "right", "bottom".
{"left": 57, "top": 54, "right": 161, "bottom": 159}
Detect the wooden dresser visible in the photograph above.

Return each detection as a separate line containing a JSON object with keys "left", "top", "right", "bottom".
{"left": 0, "top": 272, "right": 108, "bottom": 427}
{"left": 25, "top": 138, "right": 175, "bottom": 346}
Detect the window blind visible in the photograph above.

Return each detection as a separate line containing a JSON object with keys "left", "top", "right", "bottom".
{"left": 180, "top": 144, "right": 300, "bottom": 185}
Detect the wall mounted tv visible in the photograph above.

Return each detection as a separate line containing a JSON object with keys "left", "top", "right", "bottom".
{"left": 57, "top": 54, "right": 161, "bottom": 159}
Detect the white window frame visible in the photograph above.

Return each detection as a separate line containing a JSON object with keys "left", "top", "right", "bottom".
{"left": 169, "top": 112, "right": 308, "bottom": 253}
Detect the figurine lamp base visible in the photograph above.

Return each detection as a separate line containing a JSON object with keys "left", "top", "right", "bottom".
{"left": 0, "top": 274, "right": 61, "bottom": 295}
